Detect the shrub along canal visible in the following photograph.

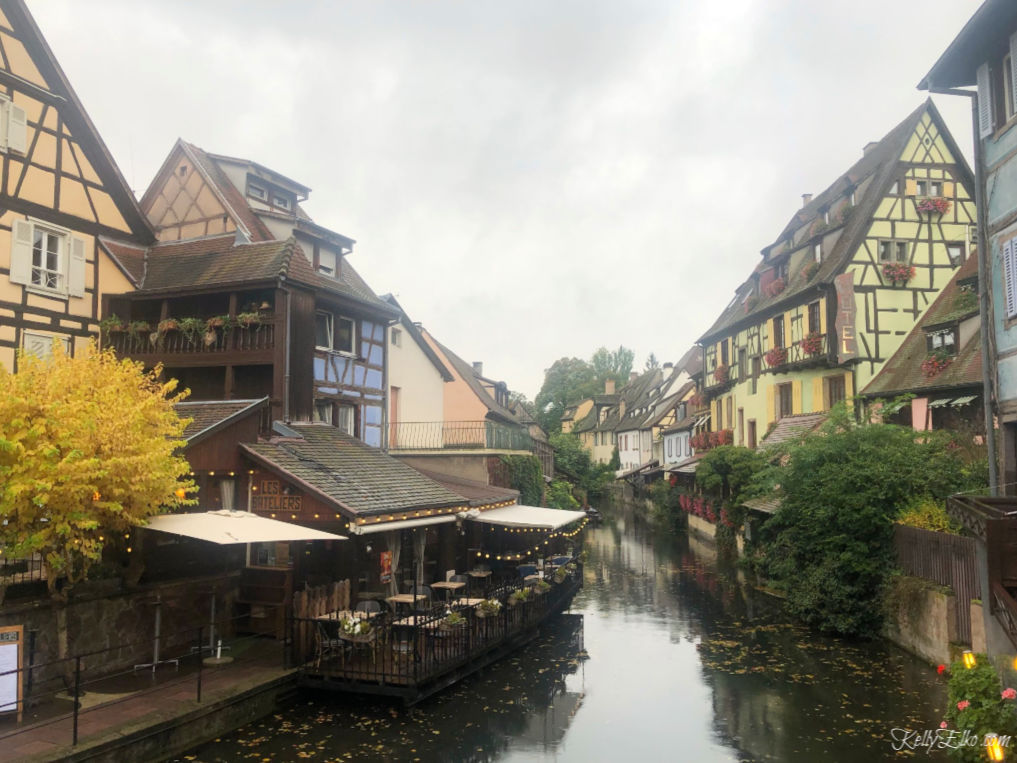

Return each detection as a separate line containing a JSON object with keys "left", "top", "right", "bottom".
{"left": 180, "top": 510, "right": 949, "bottom": 761}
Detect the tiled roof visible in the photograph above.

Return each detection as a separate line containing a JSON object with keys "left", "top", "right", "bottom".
{"left": 743, "top": 495, "right": 783, "bottom": 514}
{"left": 409, "top": 468, "right": 519, "bottom": 507}
{"left": 862, "top": 254, "right": 983, "bottom": 397}
{"left": 242, "top": 423, "right": 464, "bottom": 516}
{"left": 174, "top": 398, "right": 267, "bottom": 443}
{"left": 699, "top": 101, "right": 971, "bottom": 343}
{"left": 100, "top": 238, "right": 147, "bottom": 285}
{"left": 760, "top": 413, "right": 828, "bottom": 447}
{"left": 141, "top": 236, "right": 297, "bottom": 291}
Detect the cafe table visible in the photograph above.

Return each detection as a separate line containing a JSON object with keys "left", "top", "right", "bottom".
{"left": 430, "top": 581, "right": 466, "bottom": 601}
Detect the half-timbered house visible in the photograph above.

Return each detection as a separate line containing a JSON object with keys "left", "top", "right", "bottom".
{"left": 0, "top": 0, "right": 153, "bottom": 371}
{"left": 696, "top": 101, "right": 976, "bottom": 445}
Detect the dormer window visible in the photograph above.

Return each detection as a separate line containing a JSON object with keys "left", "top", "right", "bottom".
{"left": 927, "top": 327, "right": 957, "bottom": 354}
{"left": 813, "top": 242, "right": 822, "bottom": 264}
{"left": 849, "top": 189, "right": 856, "bottom": 206}
{"left": 248, "top": 183, "right": 267, "bottom": 201}
{"left": 775, "top": 259, "right": 789, "bottom": 282}
{"left": 823, "top": 208, "right": 830, "bottom": 225}
{"left": 273, "top": 194, "right": 292, "bottom": 211}
{"left": 318, "top": 249, "right": 338, "bottom": 277}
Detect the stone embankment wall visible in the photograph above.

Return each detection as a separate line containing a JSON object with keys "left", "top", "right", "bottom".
{"left": 881, "top": 576, "right": 960, "bottom": 665}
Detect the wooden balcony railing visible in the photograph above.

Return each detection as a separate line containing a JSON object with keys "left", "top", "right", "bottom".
{"left": 706, "top": 333, "right": 831, "bottom": 389}
{"left": 106, "top": 320, "right": 276, "bottom": 357}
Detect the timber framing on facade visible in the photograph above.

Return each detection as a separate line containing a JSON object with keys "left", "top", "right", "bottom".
{"left": 695, "top": 100, "right": 977, "bottom": 447}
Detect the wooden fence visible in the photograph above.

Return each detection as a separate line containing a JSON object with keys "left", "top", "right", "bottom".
{"left": 893, "top": 524, "right": 979, "bottom": 644}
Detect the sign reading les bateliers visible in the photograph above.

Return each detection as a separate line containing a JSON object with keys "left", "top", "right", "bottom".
{"left": 252, "top": 479, "right": 302, "bottom": 513}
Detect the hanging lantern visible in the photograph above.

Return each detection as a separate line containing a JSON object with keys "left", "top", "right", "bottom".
{"left": 986, "top": 733, "right": 1005, "bottom": 762}
{"left": 962, "top": 650, "right": 977, "bottom": 669}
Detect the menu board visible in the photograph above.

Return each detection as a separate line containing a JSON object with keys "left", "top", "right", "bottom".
{"left": 0, "top": 626, "right": 22, "bottom": 720}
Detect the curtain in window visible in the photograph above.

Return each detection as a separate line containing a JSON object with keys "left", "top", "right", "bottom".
{"left": 386, "top": 531, "right": 401, "bottom": 597}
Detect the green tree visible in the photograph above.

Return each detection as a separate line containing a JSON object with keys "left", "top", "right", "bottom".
{"left": 757, "top": 416, "right": 984, "bottom": 636}
{"left": 644, "top": 352, "right": 660, "bottom": 370}
{"left": 547, "top": 480, "right": 579, "bottom": 509}
{"left": 534, "top": 357, "right": 596, "bottom": 433}
{"left": 0, "top": 343, "right": 195, "bottom": 679}
{"left": 696, "top": 445, "right": 764, "bottom": 504}
{"left": 590, "top": 345, "right": 634, "bottom": 389}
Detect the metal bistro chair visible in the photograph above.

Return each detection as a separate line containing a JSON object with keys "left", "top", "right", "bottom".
{"left": 314, "top": 621, "right": 344, "bottom": 668}
{"left": 412, "top": 585, "right": 433, "bottom": 612}
{"left": 355, "top": 599, "right": 383, "bottom": 615}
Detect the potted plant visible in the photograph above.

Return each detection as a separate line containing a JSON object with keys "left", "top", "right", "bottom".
{"left": 882, "top": 262, "right": 916, "bottom": 287}
{"left": 764, "top": 346, "right": 788, "bottom": 368}
{"left": 439, "top": 611, "right": 468, "bottom": 631}
{"left": 178, "top": 317, "right": 205, "bottom": 346}
{"left": 476, "top": 598, "right": 502, "bottom": 618}
{"left": 534, "top": 579, "right": 552, "bottom": 596}
{"left": 236, "top": 311, "right": 262, "bottom": 328}
{"left": 921, "top": 349, "right": 953, "bottom": 378}
{"left": 508, "top": 588, "right": 531, "bottom": 607}
{"left": 157, "top": 318, "right": 180, "bottom": 334}
{"left": 713, "top": 363, "right": 729, "bottom": 385}
{"left": 800, "top": 331, "right": 824, "bottom": 356}
{"left": 338, "top": 616, "right": 373, "bottom": 640}
{"left": 763, "top": 277, "right": 785, "bottom": 298}
{"left": 127, "top": 320, "right": 150, "bottom": 341}
{"left": 916, "top": 197, "right": 951, "bottom": 215}
{"left": 99, "top": 315, "right": 126, "bottom": 335}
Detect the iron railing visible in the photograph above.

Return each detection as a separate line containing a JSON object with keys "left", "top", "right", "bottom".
{"left": 389, "top": 420, "right": 534, "bottom": 451}
{"left": 705, "top": 333, "right": 831, "bottom": 389}
{"left": 291, "top": 561, "right": 583, "bottom": 692}
{"left": 105, "top": 320, "right": 276, "bottom": 357}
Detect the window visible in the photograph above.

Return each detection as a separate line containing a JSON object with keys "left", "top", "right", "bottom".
{"left": 738, "top": 408, "right": 744, "bottom": 446}
{"left": 825, "top": 375, "right": 846, "bottom": 409}
{"left": 977, "top": 36, "right": 1017, "bottom": 137}
{"left": 336, "top": 405, "right": 354, "bottom": 435}
{"left": 823, "top": 208, "right": 830, "bottom": 225}
{"left": 813, "top": 242, "right": 822, "bottom": 264}
{"left": 9, "top": 219, "right": 85, "bottom": 298}
{"left": 947, "top": 243, "right": 965, "bottom": 266}
{"left": 775, "top": 259, "right": 789, "bottom": 282}
{"left": 772, "top": 315, "right": 785, "bottom": 348}
{"left": 315, "top": 311, "right": 356, "bottom": 355}
{"left": 248, "top": 183, "right": 267, "bottom": 201}
{"left": 317, "top": 249, "right": 337, "bottom": 277}
{"left": 747, "top": 420, "right": 757, "bottom": 450}
{"left": 273, "top": 194, "right": 292, "bottom": 211}
{"left": 720, "top": 339, "right": 729, "bottom": 366}
{"left": 878, "top": 239, "right": 909, "bottom": 263}
{"left": 22, "top": 331, "right": 69, "bottom": 360}
{"left": 391, "top": 328, "right": 402, "bottom": 347}
{"left": 896, "top": 242, "right": 909, "bottom": 262}
{"left": 738, "top": 348, "right": 747, "bottom": 382}
{"left": 929, "top": 181, "right": 942, "bottom": 197}
{"left": 916, "top": 180, "right": 928, "bottom": 197}
{"left": 849, "top": 189, "right": 856, "bottom": 206}
{"left": 750, "top": 356, "right": 760, "bottom": 396}
{"left": 314, "top": 399, "right": 355, "bottom": 435}
{"left": 807, "top": 301, "right": 821, "bottom": 334}
{"left": 314, "top": 399, "right": 334, "bottom": 424}
{"left": 777, "top": 383, "right": 793, "bottom": 420}
{"left": 667, "top": 439, "right": 672, "bottom": 458}
{"left": 927, "top": 328, "right": 957, "bottom": 354}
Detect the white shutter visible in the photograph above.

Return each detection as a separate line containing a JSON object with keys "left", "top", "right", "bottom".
{"left": 977, "top": 63, "right": 994, "bottom": 138}
{"left": 9, "top": 218, "right": 32, "bottom": 285}
{"left": 6, "top": 103, "right": 26, "bottom": 154}
{"left": 1011, "top": 33, "right": 1017, "bottom": 118}
{"left": 1005, "top": 238, "right": 1017, "bottom": 319}
{"left": 67, "top": 236, "right": 85, "bottom": 297}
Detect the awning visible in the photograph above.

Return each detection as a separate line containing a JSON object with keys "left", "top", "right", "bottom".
{"left": 144, "top": 510, "right": 346, "bottom": 545}
{"left": 348, "top": 515, "right": 456, "bottom": 535}
{"left": 463, "top": 504, "right": 586, "bottom": 530}
{"left": 669, "top": 457, "right": 699, "bottom": 474}
{"left": 929, "top": 398, "right": 952, "bottom": 408}
{"left": 951, "top": 395, "right": 977, "bottom": 407}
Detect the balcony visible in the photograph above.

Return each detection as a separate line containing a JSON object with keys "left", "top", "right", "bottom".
{"left": 105, "top": 319, "right": 277, "bottom": 364}
{"left": 389, "top": 421, "right": 534, "bottom": 452}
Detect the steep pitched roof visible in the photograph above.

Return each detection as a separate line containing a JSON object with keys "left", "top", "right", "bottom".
{"left": 613, "top": 368, "right": 666, "bottom": 433}
{"left": 381, "top": 295, "right": 454, "bottom": 382}
{"left": 919, "top": 0, "right": 1017, "bottom": 90}
{"left": 4, "top": 1, "right": 154, "bottom": 243}
{"left": 699, "top": 101, "right": 972, "bottom": 343}
{"left": 428, "top": 335, "right": 521, "bottom": 424}
{"left": 241, "top": 423, "right": 464, "bottom": 517}
{"left": 139, "top": 235, "right": 301, "bottom": 291}
{"left": 174, "top": 398, "right": 268, "bottom": 444}
{"left": 862, "top": 254, "right": 983, "bottom": 398}
{"left": 760, "top": 412, "right": 828, "bottom": 448}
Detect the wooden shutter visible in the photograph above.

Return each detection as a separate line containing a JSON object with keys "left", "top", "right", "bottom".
{"left": 1011, "top": 33, "right": 1017, "bottom": 118}
{"left": 792, "top": 381, "right": 803, "bottom": 415}
{"left": 9, "top": 219, "right": 32, "bottom": 285}
{"left": 6, "top": 103, "right": 26, "bottom": 154}
{"left": 68, "top": 236, "right": 86, "bottom": 297}
{"left": 1006, "top": 237, "right": 1017, "bottom": 319}
{"left": 977, "top": 63, "right": 993, "bottom": 138}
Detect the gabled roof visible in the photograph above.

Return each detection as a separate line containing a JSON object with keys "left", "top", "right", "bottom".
{"left": 4, "top": 1, "right": 154, "bottom": 243}
{"left": 205, "top": 151, "right": 312, "bottom": 197}
{"left": 919, "top": 0, "right": 1017, "bottom": 90}
{"left": 428, "top": 334, "right": 521, "bottom": 424}
{"left": 862, "top": 254, "right": 983, "bottom": 398}
{"left": 174, "top": 398, "right": 268, "bottom": 445}
{"left": 241, "top": 423, "right": 464, "bottom": 517}
{"left": 381, "top": 295, "right": 454, "bottom": 382}
{"left": 99, "top": 238, "right": 147, "bottom": 286}
{"left": 612, "top": 368, "right": 666, "bottom": 433}
{"left": 760, "top": 412, "right": 828, "bottom": 448}
{"left": 698, "top": 101, "right": 973, "bottom": 343}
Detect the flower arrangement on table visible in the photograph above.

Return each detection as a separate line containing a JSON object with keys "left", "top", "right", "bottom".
{"left": 476, "top": 598, "right": 502, "bottom": 618}
{"left": 800, "top": 331, "right": 824, "bottom": 356}
{"left": 916, "top": 197, "right": 952, "bottom": 215}
{"left": 882, "top": 262, "right": 915, "bottom": 286}
{"left": 921, "top": 350, "right": 953, "bottom": 379}
{"left": 713, "top": 363, "right": 729, "bottom": 385}
{"left": 764, "top": 346, "right": 788, "bottom": 368}
{"left": 338, "top": 617, "right": 373, "bottom": 638}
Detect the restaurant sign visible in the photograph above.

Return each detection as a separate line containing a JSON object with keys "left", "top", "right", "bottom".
{"left": 251, "top": 479, "right": 302, "bottom": 514}
{"left": 380, "top": 551, "right": 392, "bottom": 584}
{"left": 834, "top": 272, "right": 858, "bottom": 364}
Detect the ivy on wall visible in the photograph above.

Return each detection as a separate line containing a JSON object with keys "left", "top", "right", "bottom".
{"left": 499, "top": 454, "right": 544, "bottom": 506}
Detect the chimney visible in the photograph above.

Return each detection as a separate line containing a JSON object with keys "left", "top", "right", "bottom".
{"left": 801, "top": 193, "right": 813, "bottom": 208}
{"left": 605, "top": 378, "right": 615, "bottom": 395}
{"left": 663, "top": 362, "right": 673, "bottom": 370}
{"left": 472, "top": 361, "right": 483, "bottom": 376}
{"left": 629, "top": 371, "right": 638, "bottom": 382}
{"left": 862, "top": 141, "right": 879, "bottom": 156}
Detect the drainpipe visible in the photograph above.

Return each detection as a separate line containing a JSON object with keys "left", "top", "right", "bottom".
{"left": 926, "top": 85, "right": 998, "bottom": 494}
{"left": 278, "top": 280, "right": 292, "bottom": 423}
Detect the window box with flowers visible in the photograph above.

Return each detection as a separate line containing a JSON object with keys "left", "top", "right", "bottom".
{"left": 800, "top": 331, "right": 824, "bottom": 356}
{"left": 764, "top": 346, "right": 787, "bottom": 368}
{"left": 921, "top": 349, "right": 953, "bottom": 378}
{"left": 763, "top": 278, "right": 785, "bottom": 299}
{"left": 713, "top": 363, "right": 729, "bottom": 385}
{"left": 689, "top": 391, "right": 706, "bottom": 410}
{"left": 882, "top": 262, "right": 915, "bottom": 287}
{"left": 916, "top": 197, "right": 951, "bottom": 216}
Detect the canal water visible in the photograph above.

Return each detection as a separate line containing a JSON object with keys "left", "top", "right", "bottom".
{"left": 183, "top": 509, "right": 949, "bottom": 762}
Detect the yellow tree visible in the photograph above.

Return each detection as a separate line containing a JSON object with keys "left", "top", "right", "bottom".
{"left": 0, "top": 342, "right": 195, "bottom": 672}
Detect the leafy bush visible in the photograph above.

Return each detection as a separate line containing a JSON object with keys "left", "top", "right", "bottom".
{"left": 897, "top": 497, "right": 961, "bottom": 534}
{"left": 547, "top": 479, "right": 579, "bottom": 509}
{"left": 500, "top": 454, "right": 543, "bottom": 505}
{"left": 944, "top": 656, "right": 1017, "bottom": 761}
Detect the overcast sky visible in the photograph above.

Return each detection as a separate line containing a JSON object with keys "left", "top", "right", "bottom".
{"left": 29, "top": 0, "right": 979, "bottom": 399}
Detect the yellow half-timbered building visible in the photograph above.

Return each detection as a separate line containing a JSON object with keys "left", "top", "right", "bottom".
{"left": 0, "top": 0, "right": 153, "bottom": 371}
{"left": 697, "top": 101, "right": 976, "bottom": 448}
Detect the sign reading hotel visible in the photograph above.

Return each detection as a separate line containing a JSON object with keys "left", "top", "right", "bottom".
{"left": 252, "top": 479, "right": 302, "bottom": 514}
{"left": 834, "top": 273, "right": 858, "bottom": 364}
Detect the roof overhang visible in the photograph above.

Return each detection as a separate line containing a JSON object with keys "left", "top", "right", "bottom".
{"left": 462, "top": 505, "right": 586, "bottom": 531}
{"left": 144, "top": 510, "right": 346, "bottom": 544}
{"left": 348, "top": 515, "right": 456, "bottom": 535}
{"left": 919, "top": 0, "right": 1017, "bottom": 90}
